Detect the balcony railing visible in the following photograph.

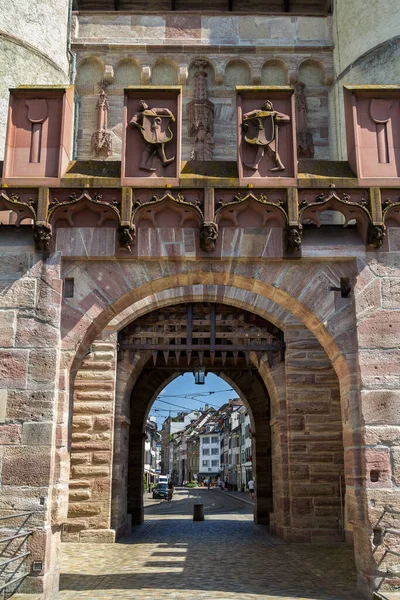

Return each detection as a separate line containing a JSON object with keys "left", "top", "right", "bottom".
{"left": 0, "top": 512, "right": 33, "bottom": 599}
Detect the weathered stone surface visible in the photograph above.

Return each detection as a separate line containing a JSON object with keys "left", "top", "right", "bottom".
{"left": 0, "top": 389, "right": 7, "bottom": 422}
{"left": 22, "top": 422, "right": 53, "bottom": 446}
{"left": 364, "top": 447, "right": 392, "bottom": 488}
{"left": 2, "top": 447, "right": 51, "bottom": 486}
{"left": 68, "top": 502, "right": 102, "bottom": 517}
{"left": 0, "top": 423, "right": 21, "bottom": 444}
{"left": 92, "top": 452, "right": 111, "bottom": 465}
{"left": 15, "top": 318, "right": 59, "bottom": 348}
{"left": 391, "top": 448, "right": 400, "bottom": 486}
{"left": 71, "top": 432, "right": 93, "bottom": 442}
{"left": 358, "top": 310, "right": 400, "bottom": 349}
{"left": 361, "top": 390, "right": 400, "bottom": 425}
{"left": 72, "top": 416, "right": 92, "bottom": 429}
{"left": 0, "top": 256, "right": 30, "bottom": 281}
{"left": 69, "top": 489, "right": 91, "bottom": 501}
{"left": 71, "top": 466, "right": 110, "bottom": 478}
{"left": 28, "top": 349, "right": 58, "bottom": 386}
{"left": 70, "top": 453, "right": 91, "bottom": 465}
{"left": 93, "top": 416, "right": 112, "bottom": 430}
{"left": 78, "top": 529, "right": 115, "bottom": 543}
{"left": 0, "top": 310, "right": 16, "bottom": 346}
{"left": 73, "top": 402, "right": 112, "bottom": 414}
{"left": 6, "top": 390, "right": 55, "bottom": 421}
{"left": 0, "top": 349, "right": 28, "bottom": 389}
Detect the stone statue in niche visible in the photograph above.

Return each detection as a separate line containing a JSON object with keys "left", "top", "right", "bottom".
{"left": 129, "top": 101, "right": 175, "bottom": 171}
{"left": 26, "top": 99, "right": 48, "bottom": 163}
{"left": 92, "top": 88, "right": 112, "bottom": 157}
{"left": 188, "top": 60, "right": 215, "bottom": 161}
{"left": 242, "top": 101, "right": 290, "bottom": 171}
{"left": 295, "top": 82, "right": 314, "bottom": 159}
{"left": 370, "top": 99, "right": 392, "bottom": 164}
{"left": 200, "top": 221, "right": 218, "bottom": 252}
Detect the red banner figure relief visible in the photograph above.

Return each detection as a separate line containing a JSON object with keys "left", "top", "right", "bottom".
{"left": 241, "top": 100, "right": 290, "bottom": 171}
{"left": 129, "top": 101, "right": 176, "bottom": 172}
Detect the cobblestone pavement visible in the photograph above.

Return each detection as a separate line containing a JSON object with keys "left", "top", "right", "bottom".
{"left": 51, "top": 489, "right": 364, "bottom": 600}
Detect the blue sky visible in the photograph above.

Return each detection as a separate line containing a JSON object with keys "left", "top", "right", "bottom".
{"left": 149, "top": 372, "right": 239, "bottom": 428}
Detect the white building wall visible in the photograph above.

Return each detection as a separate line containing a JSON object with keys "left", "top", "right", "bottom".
{"left": 200, "top": 432, "right": 221, "bottom": 476}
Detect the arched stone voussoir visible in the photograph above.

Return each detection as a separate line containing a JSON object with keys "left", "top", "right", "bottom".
{"left": 64, "top": 270, "right": 351, "bottom": 384}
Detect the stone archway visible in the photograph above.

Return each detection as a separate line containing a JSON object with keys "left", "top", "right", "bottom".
{"left": 123, "top": 365, "right": 273, "bottom": 528}
{"left": 64, "top": 292, "right": 345, "bottom": 547}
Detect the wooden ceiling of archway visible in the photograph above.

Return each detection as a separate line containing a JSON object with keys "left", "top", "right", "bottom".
{"left": 118, "top": 302, "right": 285, "bottom": 369}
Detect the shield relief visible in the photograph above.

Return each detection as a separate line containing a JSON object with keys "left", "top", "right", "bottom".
{"left": 243, "top": 112, "right": 275, "bottom": 147}
{"left": 142, "top": 112, "right": 174, "bottom": 145}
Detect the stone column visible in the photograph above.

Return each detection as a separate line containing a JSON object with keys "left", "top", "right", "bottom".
{"left": 0, "top": 247, "right": 62, "bottom": 599}
{"left": 352, "top": 256, "right": 400, "bottom": 598}
{"left": 268, "top": 361, "right": 291, "bottom": 537}
{"left": 64, "top": 335, "right": 117, "bottom": 543}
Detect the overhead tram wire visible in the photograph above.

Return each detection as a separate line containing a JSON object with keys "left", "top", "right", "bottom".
{"left": 160, "top": 389, "right": 234, "bottom": 398}
{"left": 154, "top": 398, "right": 221, "bottom": 411}
{"left": 154, "top": 398, "right": 208, "bottom": 411}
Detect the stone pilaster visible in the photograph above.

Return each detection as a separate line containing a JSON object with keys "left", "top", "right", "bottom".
{"left": 64, "top": 336, "right": 117, "bottom": 543}
{"left": 283, "top": 327, "right": 344, "bottom": 542}
{"left": 352, "top": 255, "right": 400, "bottom": 598}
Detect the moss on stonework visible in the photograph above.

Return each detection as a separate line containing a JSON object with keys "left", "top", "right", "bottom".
{"left": 298, "top": 159, "right": 355, "bottom": 178}
{"left": 66, "top": 161, "right": 121, "bottom": 178}
{"left": 181, "top": 161, "right": 238, "bottom": 179}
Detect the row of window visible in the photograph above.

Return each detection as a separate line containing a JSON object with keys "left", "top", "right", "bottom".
{"left": 202, "top": 436, "right": 219, "bottom": 445}
{"left": 202, "top": 448, "right": 219, "bottom": 456}
{"left": 202, "top": 460, "right": 219, "bottom": 467}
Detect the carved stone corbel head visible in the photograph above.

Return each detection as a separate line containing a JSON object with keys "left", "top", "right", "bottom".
{"left": 200, "top": 221, "right": 218, "bottom": 252}
{"left": 285, "top": 226, "right": 302, "bottom": 254}
{"left": 118, "top": 224, "right": 136, "bottom": 251}
{"left": 367, "top": 223, "right": 386, "bottom": 248}
{"left": 33, "top": 223, "right": 52, "bottom": 252}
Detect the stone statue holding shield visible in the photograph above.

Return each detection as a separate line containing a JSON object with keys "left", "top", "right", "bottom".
{"left": 242, "top": 100, "right": 290, "bottom": 171}
{"left": 130, "top": 101, "right": 176, "bottom": 172}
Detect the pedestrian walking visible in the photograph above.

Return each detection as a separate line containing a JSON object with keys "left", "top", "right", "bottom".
{"left": 248, "top": 478, "right": 255, "bottom": 499}
{"left": 167, "top": 479, "right": 174, "bottom": 502}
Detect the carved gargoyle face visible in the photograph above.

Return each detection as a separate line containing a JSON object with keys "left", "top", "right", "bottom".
{"left": 200, "top": 222, "right": 218, "bottom": 252}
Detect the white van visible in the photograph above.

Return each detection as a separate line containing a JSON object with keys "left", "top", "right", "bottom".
{"left": 158, "top": 475, "right": 168, "bottom": 484}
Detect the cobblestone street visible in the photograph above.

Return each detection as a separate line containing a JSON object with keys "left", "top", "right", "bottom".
{"left": 52, "top": 489, "right": 363, "bottom": 600}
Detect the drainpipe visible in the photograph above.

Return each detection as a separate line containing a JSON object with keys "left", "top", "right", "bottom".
{"left": 67, "top": 0, "right": 76, "bottom": 84}
{"left": 67, "top": 0, "right": 80, "bottom": 159}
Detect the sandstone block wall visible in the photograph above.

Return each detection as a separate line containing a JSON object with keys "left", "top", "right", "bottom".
{"left": 0, "top": 232, "right": 62, "bottom": 596}
{"left": 352, "top": 255, "right": 400, "bottom": 595}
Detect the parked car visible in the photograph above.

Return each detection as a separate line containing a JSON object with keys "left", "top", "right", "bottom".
{"left": 153, "top": 483, "right": 171, "bottom": 500}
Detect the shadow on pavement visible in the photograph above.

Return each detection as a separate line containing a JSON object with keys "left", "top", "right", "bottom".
{"left": 59, "top": 518, "right": 363, "bottom": 599}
